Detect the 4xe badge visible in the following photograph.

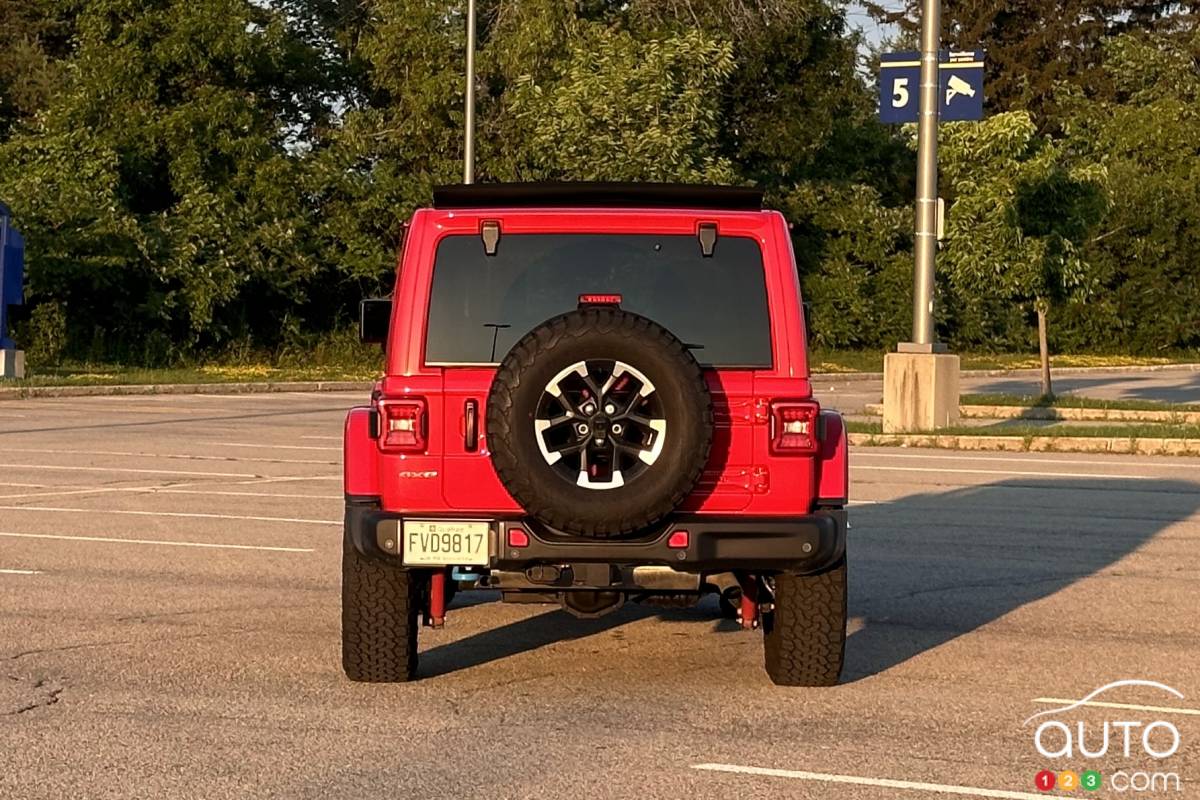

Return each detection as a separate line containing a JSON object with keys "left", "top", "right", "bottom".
{"left": 1025, "top": 681, "right": 1186, "bottom": 793}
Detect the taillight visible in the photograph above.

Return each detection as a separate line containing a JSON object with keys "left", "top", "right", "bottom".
{"left": 770, "top": 401, "right": 820, "bottom": 454}
{"left": 378, "top": 398, "right": 427, "bottom": 452}
{"left": 507, "top": 527, "right": 530, "bottom": 548}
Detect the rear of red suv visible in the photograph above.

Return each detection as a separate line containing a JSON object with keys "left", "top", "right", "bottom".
{"left": 343, "top": 183, "right": 850, "bottom": 686}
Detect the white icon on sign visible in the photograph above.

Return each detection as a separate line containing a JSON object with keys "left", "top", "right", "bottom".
{"left": 945, "top": 75, "right": 976, "bottom": 104}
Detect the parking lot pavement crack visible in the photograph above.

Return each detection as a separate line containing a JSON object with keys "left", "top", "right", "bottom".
{"left": 115, "top": 601, "right": 304, "bottom": 623}
{"left": 1, "top": 675, "right": 64, "bottom": 716}
{"left": 883, "top": 574, "right": 1074, "bottom": 601}
{"left": 5, "top": 639, "right": 136, "bottom": 662}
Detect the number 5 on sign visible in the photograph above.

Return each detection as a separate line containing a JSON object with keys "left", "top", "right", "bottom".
{"left": 892, "top": 78, "right": 910, "bottom": 108}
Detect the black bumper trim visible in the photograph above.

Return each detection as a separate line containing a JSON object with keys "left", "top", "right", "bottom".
{"left": 345, "top": 501, "right": 846, "bottom": 574}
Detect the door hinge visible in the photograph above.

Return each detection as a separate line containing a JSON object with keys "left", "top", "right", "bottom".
{"left": 751, "top": 467, "right": 770, "bottom": 494}
{"left": 753, "top": 398, "right": 771, "bottom": 424}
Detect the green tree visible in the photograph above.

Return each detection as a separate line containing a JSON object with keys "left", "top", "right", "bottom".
{"left": 0, "top": 1, "right": 76, "bottom": 137}
{"left": 779, "top": 183, "right": 913, "bottom": 349}
{"left": 0, "top": 0, "right": 332, "bottom": 357}
{"left": 1056, "top": 31, "right": 1200, "bottom": 354}
{"left": 507, "top": 25, "right": 737, "bottom": 182}
{"left": 939, "top": 112, "right": 1108, "bottom": 393}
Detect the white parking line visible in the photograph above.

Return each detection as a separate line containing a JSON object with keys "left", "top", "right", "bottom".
{"left": 0, "top": 505, "right": 340, "bottom": 525}
{"left": 853, "top": 465, "right": 1153, "bottom": 480}
{"left": 0, "top": 463, "right": 262, "bottom": 478}
{"left": 302, "top": 435, "right": 342, "bottom": 441}
{"left": 0, "top": 447, "right": 337, "bottom": 466}
{"left": 0, "top": 486, "right": 344, "bottom": 501}
{"left": 692, "top": 764, "right": 1065, "bottom": 799}
{"left": 0, "top": 531, "right": 312, "bottom": 553}
{"left": 0, "top": 487, "right": 131, "bottom": 500}
{"left": 145, "top": 488, "right": 342, "bottom": 500}
{"left": 1033, "top": 697, "right": 1200, "bottom": 717}
{"left": 197, "top": 441, "right": 341, "bottom": 452}
{"left": 0, "top": 568, "right": 42, "bottom": 575}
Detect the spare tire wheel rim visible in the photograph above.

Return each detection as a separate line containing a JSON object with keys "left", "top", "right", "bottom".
{"left": 533, "top": 359, "right": 667, "bottom": 490}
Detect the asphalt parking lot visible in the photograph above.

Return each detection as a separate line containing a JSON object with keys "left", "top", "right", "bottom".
{"left": 2, "top": 392, "right": 1198, "bottom": 799}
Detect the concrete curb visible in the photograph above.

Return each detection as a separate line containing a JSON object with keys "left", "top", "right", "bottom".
{"left": 849, "top": 432, "right": 1200, "bottom": 456}
{"left": 2, "top": 359, "right": 1198, "bottom": 400}
{"left": 863, "top": 403, "right": 1200, "bottom": 424}
{"left": 959, "top": 404, "right": 1200, "bottom": 424}
{"left": 813, "top": 362, "right": 1200, "bottom": 384}
{"left": 0, "top": 380, "right": 375, "bottom": 401}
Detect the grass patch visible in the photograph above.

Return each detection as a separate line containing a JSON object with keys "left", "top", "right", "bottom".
{"left": 8, "top": 362, "right": 380, "bottom": 387}
{"left": 847, "top": 420, "right": 1200, "bottom": 439}
{"left": 961, "top": 393, "right": 1200, "bottom": 413}
{"left": 4, "top": 328, "right": 385, "bottom": 387}
{"left": 810, "top": 349, "right": 1200, "bottom": 374}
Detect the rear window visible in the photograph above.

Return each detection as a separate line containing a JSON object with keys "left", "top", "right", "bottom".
{"left": 424, "top": 233, "right": 772, "bottom": 367}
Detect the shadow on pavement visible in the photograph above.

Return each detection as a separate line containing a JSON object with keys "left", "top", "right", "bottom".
{"left": 418, "top": 476, "right": 1199, "bottom": 682}
{"left": 843, "top": 477, "right": 1200, "bottom": 682}
{"left": 419, "top": 604, "right": 642, "bottom": 678}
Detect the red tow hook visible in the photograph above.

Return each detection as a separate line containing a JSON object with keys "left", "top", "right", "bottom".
{"left": 738, "top": 576, "right": 759, "bottom": 630}
{"left": 428, "top": 571, "right": 446, "bottom": 628}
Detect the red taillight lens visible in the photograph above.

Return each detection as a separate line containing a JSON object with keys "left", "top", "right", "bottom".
{"left": 379, "top": 398, "right": 427, "bottom": 451}
{"left": 770, "top": 401, "right": 820, "bottom": 454}
{"left": 507, "top": 527, "right": 530, "bottom": 548}
{"left": 666, "top": 530, "right": 689, "bottom": 549}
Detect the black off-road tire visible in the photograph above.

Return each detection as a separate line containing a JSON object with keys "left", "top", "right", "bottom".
{"left": 762, "top": 559, "right": 848, "bottom": 687}
{"left": 341, "top": 531, "right": 419, "bottom": 682}
{"left": 487, "top": 307, "right": 712, "bottom": 537}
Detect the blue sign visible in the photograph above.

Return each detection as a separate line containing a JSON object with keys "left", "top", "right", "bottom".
{"left": 0, "top": 202, "right": 25, "bottom": 350}
{"left": 879, "top": 50, "right": 984, "bottom": 124}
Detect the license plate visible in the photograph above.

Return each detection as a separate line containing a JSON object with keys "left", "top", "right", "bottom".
{"left": 402, "top": 520, "right": 490, "bottom": 566}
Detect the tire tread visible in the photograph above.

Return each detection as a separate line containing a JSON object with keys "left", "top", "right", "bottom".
{"left": 762, "top": 560, "right": 848, "bottom": 686}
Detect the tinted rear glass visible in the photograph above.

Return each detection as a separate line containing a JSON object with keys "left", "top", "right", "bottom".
{"left": 425, "top": 234, "right": 772, "bottom": 367}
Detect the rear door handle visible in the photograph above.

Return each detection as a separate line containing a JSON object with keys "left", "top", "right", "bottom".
{"left": 463, "top": 399, "right": 479, "bottom": 452}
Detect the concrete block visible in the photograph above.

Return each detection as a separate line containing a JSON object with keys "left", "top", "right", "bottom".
{"left": 0, "top": 349, "right": 24, "bottom": 379}
{"left": 882, "top": 352, "right": 960, "bottom": 433}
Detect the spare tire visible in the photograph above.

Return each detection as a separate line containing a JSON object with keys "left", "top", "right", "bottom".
{"left": 487, "top": 307, "right": 713, "bottom": 538}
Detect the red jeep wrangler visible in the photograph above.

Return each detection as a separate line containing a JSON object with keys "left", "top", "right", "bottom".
{"left": 343, "top": 183, "right": 849, "bottom": 686}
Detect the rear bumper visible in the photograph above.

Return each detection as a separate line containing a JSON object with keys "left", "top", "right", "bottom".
{"left": 345, "top": 499, "right": 846, "bottom": 574}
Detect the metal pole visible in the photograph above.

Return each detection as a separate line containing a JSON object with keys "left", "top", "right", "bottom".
{"left": 911, "top": 0, "right": 941, "bottom": 347}
{"left": 463, "top": 0, "right": 477, "bottom": 185}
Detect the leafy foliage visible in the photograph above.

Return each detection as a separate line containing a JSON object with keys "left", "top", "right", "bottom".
{"left": 1056, "top": 31, "right": 1200, "bottom": 352}
{"left": 0, "top": 0, "right": 332, "bottom": 358}
{"left": 508, "top": 26, "right": 736, "bottom": 183}
{"left": 938, "top": 112, "right": 1108, "bottom": 348}
{"left": 0, "top": 0, "right": 1196, "bottom": 363}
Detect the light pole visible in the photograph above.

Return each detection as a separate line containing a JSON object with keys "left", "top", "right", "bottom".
{"left": 463, "top": 0, "right": 477, "bottom": 185}
{"left": 907, "top": 0, "right": 941, "bottom": 352}
{"left": 882, "top": 0, "right": 961, "bottom": 432}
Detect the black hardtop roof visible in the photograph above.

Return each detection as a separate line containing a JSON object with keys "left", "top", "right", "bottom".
{"left": 431, "top": 182, "right": 764, "bottom": 211}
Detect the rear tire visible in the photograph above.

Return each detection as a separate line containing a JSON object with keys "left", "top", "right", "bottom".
{"left": 762, "top": 559, "right": 847, "bottom": 687}
{"left": 341, "top": 532, "right": 419, "bottom": 682}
